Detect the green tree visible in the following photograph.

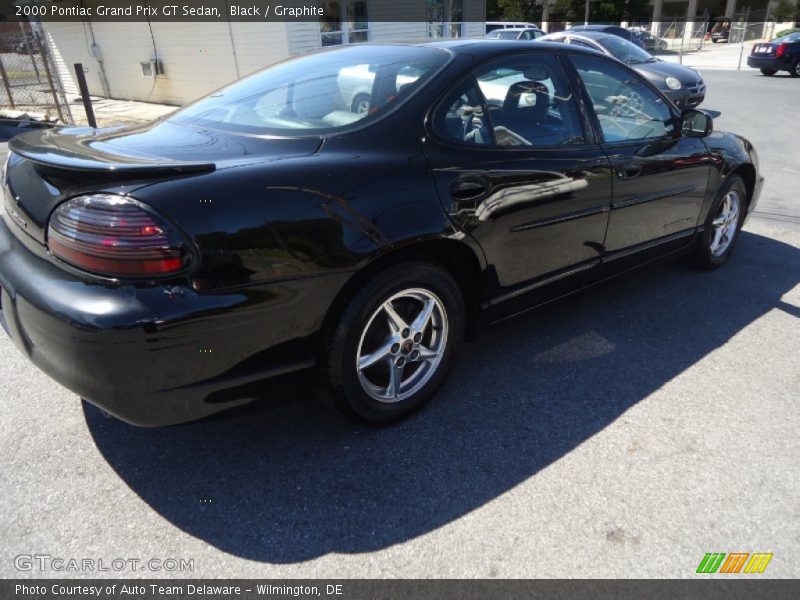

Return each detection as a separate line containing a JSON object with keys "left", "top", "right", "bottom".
{"left": 551, "top": 0, "right": 651, "bottom": 22}
{"left": 772, "top": 0, "right": 799, "bottom": 23}
{"left": 488, "top": 0, "right": 544, "bottom": 22}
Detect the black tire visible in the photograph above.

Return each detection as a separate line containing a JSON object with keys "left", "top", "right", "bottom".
{"left": 351, "top": 93, "right": 371, "bottom": 114}
{"left": 760, "top": 68, "right": 777, "bottom": 76}
{"left": 712, "top": 38, "right": 718, "bottom": 43}
{"left": 791, "top": 60, "right": 800, "bottom": 78}
{"left": 319, "top": 261, "right": 465, "bottom": 424}
{"left": 688, "top": 175, "right": 747, "bottom": 270}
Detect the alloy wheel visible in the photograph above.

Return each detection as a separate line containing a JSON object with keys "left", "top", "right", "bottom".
{"left": 709, "top": 190, "right": 740, "bottom": 257}
{"left": 356, "top": 288, "right": 448, "bottom": 403}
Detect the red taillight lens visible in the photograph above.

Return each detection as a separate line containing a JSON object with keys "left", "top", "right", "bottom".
{"left": 47, "top": 194, "right": 189, "bottom": 277}
{"left": 776, "top": 43, "right": 787, "bottom": 57}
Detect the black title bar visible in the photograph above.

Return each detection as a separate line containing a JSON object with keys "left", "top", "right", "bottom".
{"left": 4, "top": 580, "right": 800, "bottom": 600}
{"left": 5, "top": 0, "right": 477, "bottom": 23}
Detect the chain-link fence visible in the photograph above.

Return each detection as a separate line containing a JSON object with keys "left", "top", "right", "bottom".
{"left": 0, "top": 22, "right": 73, "bottom": 125}
{"left": 729, "top": 10, "right": 772, "bottom": 43}
{"left": 649, "top": 20, "right": 708, "bottom": 53}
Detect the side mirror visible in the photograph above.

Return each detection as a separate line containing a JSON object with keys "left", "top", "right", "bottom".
{"left": 681, "top": 109, "right": 713, "bottom": 138}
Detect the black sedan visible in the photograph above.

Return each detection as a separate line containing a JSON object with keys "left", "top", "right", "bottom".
{"left": 566, "top": 24, "right": 646, "bottom": 48}
{"left": 540, "top": 31, "right": 706, "bottom": 108}
{"left": 0, "top": 41, "right": 763, "bottom": 426}
{"left": 747, "top": 32, "right": 800, "bottom": 77}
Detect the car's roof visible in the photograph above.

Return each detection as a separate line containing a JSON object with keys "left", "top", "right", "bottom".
{"left": 570, "top": 24, "right": 623, "bottom": 31}
{"left": 497, "top": 27, "right": 543, "bottom": 32}
{"left": 421, "top": 38, "right": 596, "bottom": 57}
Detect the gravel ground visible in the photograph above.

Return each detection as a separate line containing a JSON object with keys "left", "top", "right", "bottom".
{"left": 0, "top": 70, "right": 798, "bottom": 579}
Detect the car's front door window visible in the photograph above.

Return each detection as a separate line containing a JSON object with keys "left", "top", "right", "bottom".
{"left": 570, "top": 54, "right": 675, "bottom": 143}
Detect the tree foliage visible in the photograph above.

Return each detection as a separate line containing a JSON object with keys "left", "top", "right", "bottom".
{"left": 772, "top": 0, "right": 799, "bottom": 23}
{"left": 550, "top": 0, "right": 652, "bottom": 22}
{"left": 487, "top": 0, "right": 543, "bottom": 21}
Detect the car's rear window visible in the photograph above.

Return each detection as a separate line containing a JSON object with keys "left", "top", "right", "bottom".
{"left": 775, "top": 32, "right": 800, "bottom": 42}
{"left": 169, "top": 45, "right": 450, "bottom": 136}
{"left": 597, "top": 36, "right": 654, "bottom": 64}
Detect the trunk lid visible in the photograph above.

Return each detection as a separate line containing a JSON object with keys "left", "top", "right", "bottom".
{"left": 751, "top": 43, "right": 776, "bottom": 56}
{"left": 3, "top": 122, "right": 321, "bottom": 245}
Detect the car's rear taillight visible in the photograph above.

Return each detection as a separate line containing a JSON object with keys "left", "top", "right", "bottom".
{"left": 47, "top": 194, "right": 190, "bottom": 277}
{"left": 776, "top": 43, "right": 787, "bottom": 57}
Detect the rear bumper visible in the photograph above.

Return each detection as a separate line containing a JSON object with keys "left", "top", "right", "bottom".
{"left": 746, "top": 56, "right": 792, "bottom": 71}
{"left": 0, "top": 216, "right": 348, "bottom": 426}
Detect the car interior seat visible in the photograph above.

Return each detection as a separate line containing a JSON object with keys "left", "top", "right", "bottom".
{"left": 497, "top": 79, "right": 563, "bottom": 145}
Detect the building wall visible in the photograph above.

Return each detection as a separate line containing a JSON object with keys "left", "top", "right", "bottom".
{"left": 45, "top": 0, "right": 486, "bottom": 106}
{"left": 45, "top": 21, "right": 290, "bottom": 106}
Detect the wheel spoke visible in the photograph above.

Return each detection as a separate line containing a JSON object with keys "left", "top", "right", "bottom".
{"left": 358, "top": 339, "right": 393, "bottom": 371}
{"left": 727, "top": 204, "right": 739, "bottom": 225}
{"left": 417, "top": 346, "right": 441, "bottom": 363}
{"left": 383, "top": 300, "right": 408, "bottom": 334}
{"left": 713, "top": 215, "right": 726, "bottom": 227}
{"left": 410, "top": 297, "right": 436, "bottom": 334}
{"left": 386, "top": 359, "right": 404, "bottom": 399}
{"left": 710, "top": 227, "right": 723, "bottom": 252}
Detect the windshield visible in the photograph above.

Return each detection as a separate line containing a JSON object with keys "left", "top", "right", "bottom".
{"left": 170, "top": 45, "right": 450, "bottom": 136}
{"left": 597, "top": 36, "right": 655, "bottom": 64}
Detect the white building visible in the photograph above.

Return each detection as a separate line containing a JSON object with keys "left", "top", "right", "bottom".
{"left": 44, "top": 0, "right": 486, "bottom": 106}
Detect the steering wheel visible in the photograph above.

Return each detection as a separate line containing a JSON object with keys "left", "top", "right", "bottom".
{"left": 610, "top": 90, "right": 647, "bottom": 121}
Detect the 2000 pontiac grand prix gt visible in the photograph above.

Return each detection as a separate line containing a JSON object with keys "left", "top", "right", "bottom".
{"left": 0, "top": 41, "right": 763, "bottom": 426}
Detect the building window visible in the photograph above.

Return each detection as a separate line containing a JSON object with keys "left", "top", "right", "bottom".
{"left": 427, "top": 0, "right": 464, "bottom": 38}
{"left": 320, "top": 1, "right": 369, "bottom": 46}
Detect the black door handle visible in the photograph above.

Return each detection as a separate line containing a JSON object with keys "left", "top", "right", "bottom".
{"left": 450, "top": 178, "right": 488, "bottom": 201}
{"left": 616, "top": 163, "right": 641, "bottom": 179}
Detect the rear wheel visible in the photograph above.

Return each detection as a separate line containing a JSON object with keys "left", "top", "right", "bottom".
{"left": 320, "top": 261, "right": 465, "bottom": 424}
{"left": 791, "top": 60, "right": 800, "bottom": 78}
{"left": 351, "top": 93, "right": 371, "bottom": 114}
{"left": 760, "top": 68, "right": 777, "bottom": 76}
{"left": 688, "top": 175, "right": 747, "bottom": 270}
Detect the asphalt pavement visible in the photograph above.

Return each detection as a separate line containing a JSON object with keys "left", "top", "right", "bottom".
{"left": 0, "top": 70, "right": 798, "bottom": 578}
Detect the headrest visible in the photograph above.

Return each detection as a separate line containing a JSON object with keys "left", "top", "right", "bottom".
{"left": 504, "top": 81, "right": 551, "bottom": 114}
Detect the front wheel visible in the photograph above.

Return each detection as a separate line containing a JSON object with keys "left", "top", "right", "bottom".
{"left": 760, "top": 68, "right": 777, "bottom": 76}
{"left": 688, "top": 175, "right": 747, "bottom": 270}
{"left": 320, "top": 261, "right": 465, "bottom": 424}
